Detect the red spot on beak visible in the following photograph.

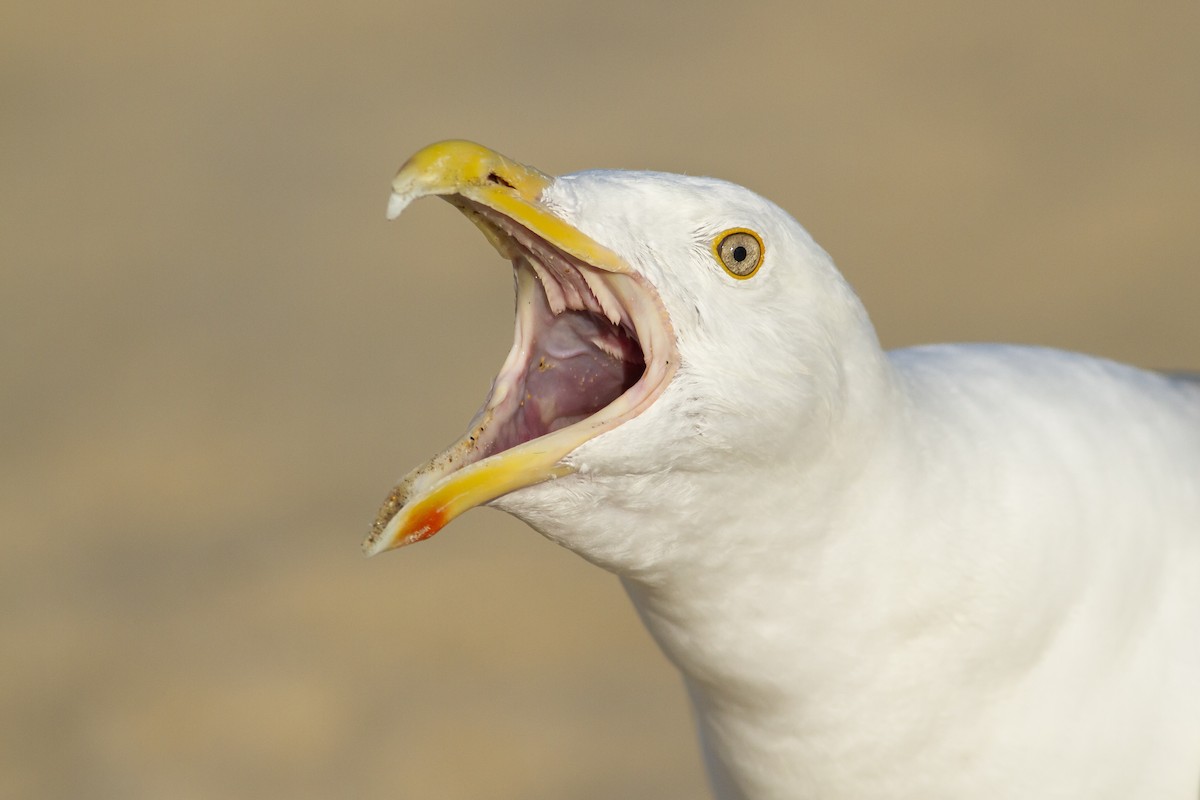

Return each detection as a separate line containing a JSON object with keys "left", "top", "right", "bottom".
{"left": 405, "top": 506, "right": 447, "bottom": 545}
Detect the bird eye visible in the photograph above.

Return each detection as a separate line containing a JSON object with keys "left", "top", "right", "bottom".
{"left": 713, "top": 229, "right": 764, "bottom": 279}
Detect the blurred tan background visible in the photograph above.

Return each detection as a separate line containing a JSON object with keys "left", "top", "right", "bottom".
{"left": 2, "top": 1, "right": 1197, "bottom": 798}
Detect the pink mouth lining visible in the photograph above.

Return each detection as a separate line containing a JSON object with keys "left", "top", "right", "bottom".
{"left": 449, "top": 199, "right": 659, "bottom": 469}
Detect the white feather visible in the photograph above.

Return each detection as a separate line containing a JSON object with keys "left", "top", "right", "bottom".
{"left": 489, "top": 170, "right": 1200, "bottom": 799}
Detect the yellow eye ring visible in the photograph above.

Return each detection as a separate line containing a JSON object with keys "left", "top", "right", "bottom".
{"left": 712, "top": 228, "right": 765, "bottom": 279}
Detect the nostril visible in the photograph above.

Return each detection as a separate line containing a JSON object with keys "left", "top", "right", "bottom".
{"left": 487, "top": 171, "right": 515, "bottom": 189}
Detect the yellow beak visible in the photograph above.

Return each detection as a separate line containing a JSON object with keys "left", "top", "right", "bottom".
{"left": 384, "top": 140, "right": 628, "bottom": 273}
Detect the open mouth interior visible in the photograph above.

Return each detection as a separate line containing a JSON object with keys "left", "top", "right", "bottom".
{"left": 461, "top": 198, "right": 652, "bottom": 461}
{"left": 481, "top": 281, "right": 646, "bottom": 456}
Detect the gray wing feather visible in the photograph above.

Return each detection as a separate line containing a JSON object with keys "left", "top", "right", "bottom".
{"left": 1160, "top": 371, "right": 1200, "bottom": 386}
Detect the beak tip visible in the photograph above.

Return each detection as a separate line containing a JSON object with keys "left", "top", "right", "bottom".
{"left": 361, "top": 523, "right": 396, "bottom": 558}
{"left": 386, "top": 191, "right": 411, "bottom": 220}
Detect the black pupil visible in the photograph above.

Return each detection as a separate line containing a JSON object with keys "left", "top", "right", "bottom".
{"left": 733, "top": 245, "right": 747, "bottom": 262}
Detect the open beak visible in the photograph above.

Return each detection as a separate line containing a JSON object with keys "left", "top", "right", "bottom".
{"left": 364, "top": 141, "right": 677, "bottom": 556}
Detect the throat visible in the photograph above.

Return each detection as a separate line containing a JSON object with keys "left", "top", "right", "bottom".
{"left": 524, "top": 309, "right": 644, "bottom": 433}
{"left": 483, "top": 308, "right": 644, "bottom": 457}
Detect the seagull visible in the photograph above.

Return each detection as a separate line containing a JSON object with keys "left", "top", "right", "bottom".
{"left": 365, "top": 140, "right": 1200, "bottom": 799}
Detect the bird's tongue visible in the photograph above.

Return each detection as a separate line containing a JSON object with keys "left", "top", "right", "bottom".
{"left": 483, "top": 306, "right": 644, "bottom": 457}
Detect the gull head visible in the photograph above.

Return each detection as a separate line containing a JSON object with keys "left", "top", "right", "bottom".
{"left": 364, "top": 141, "right": 880, "bottom": 569}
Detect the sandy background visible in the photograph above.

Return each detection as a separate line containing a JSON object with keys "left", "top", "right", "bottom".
{"left": 3, "top": 1, "right": 1197, "bottom": 798}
